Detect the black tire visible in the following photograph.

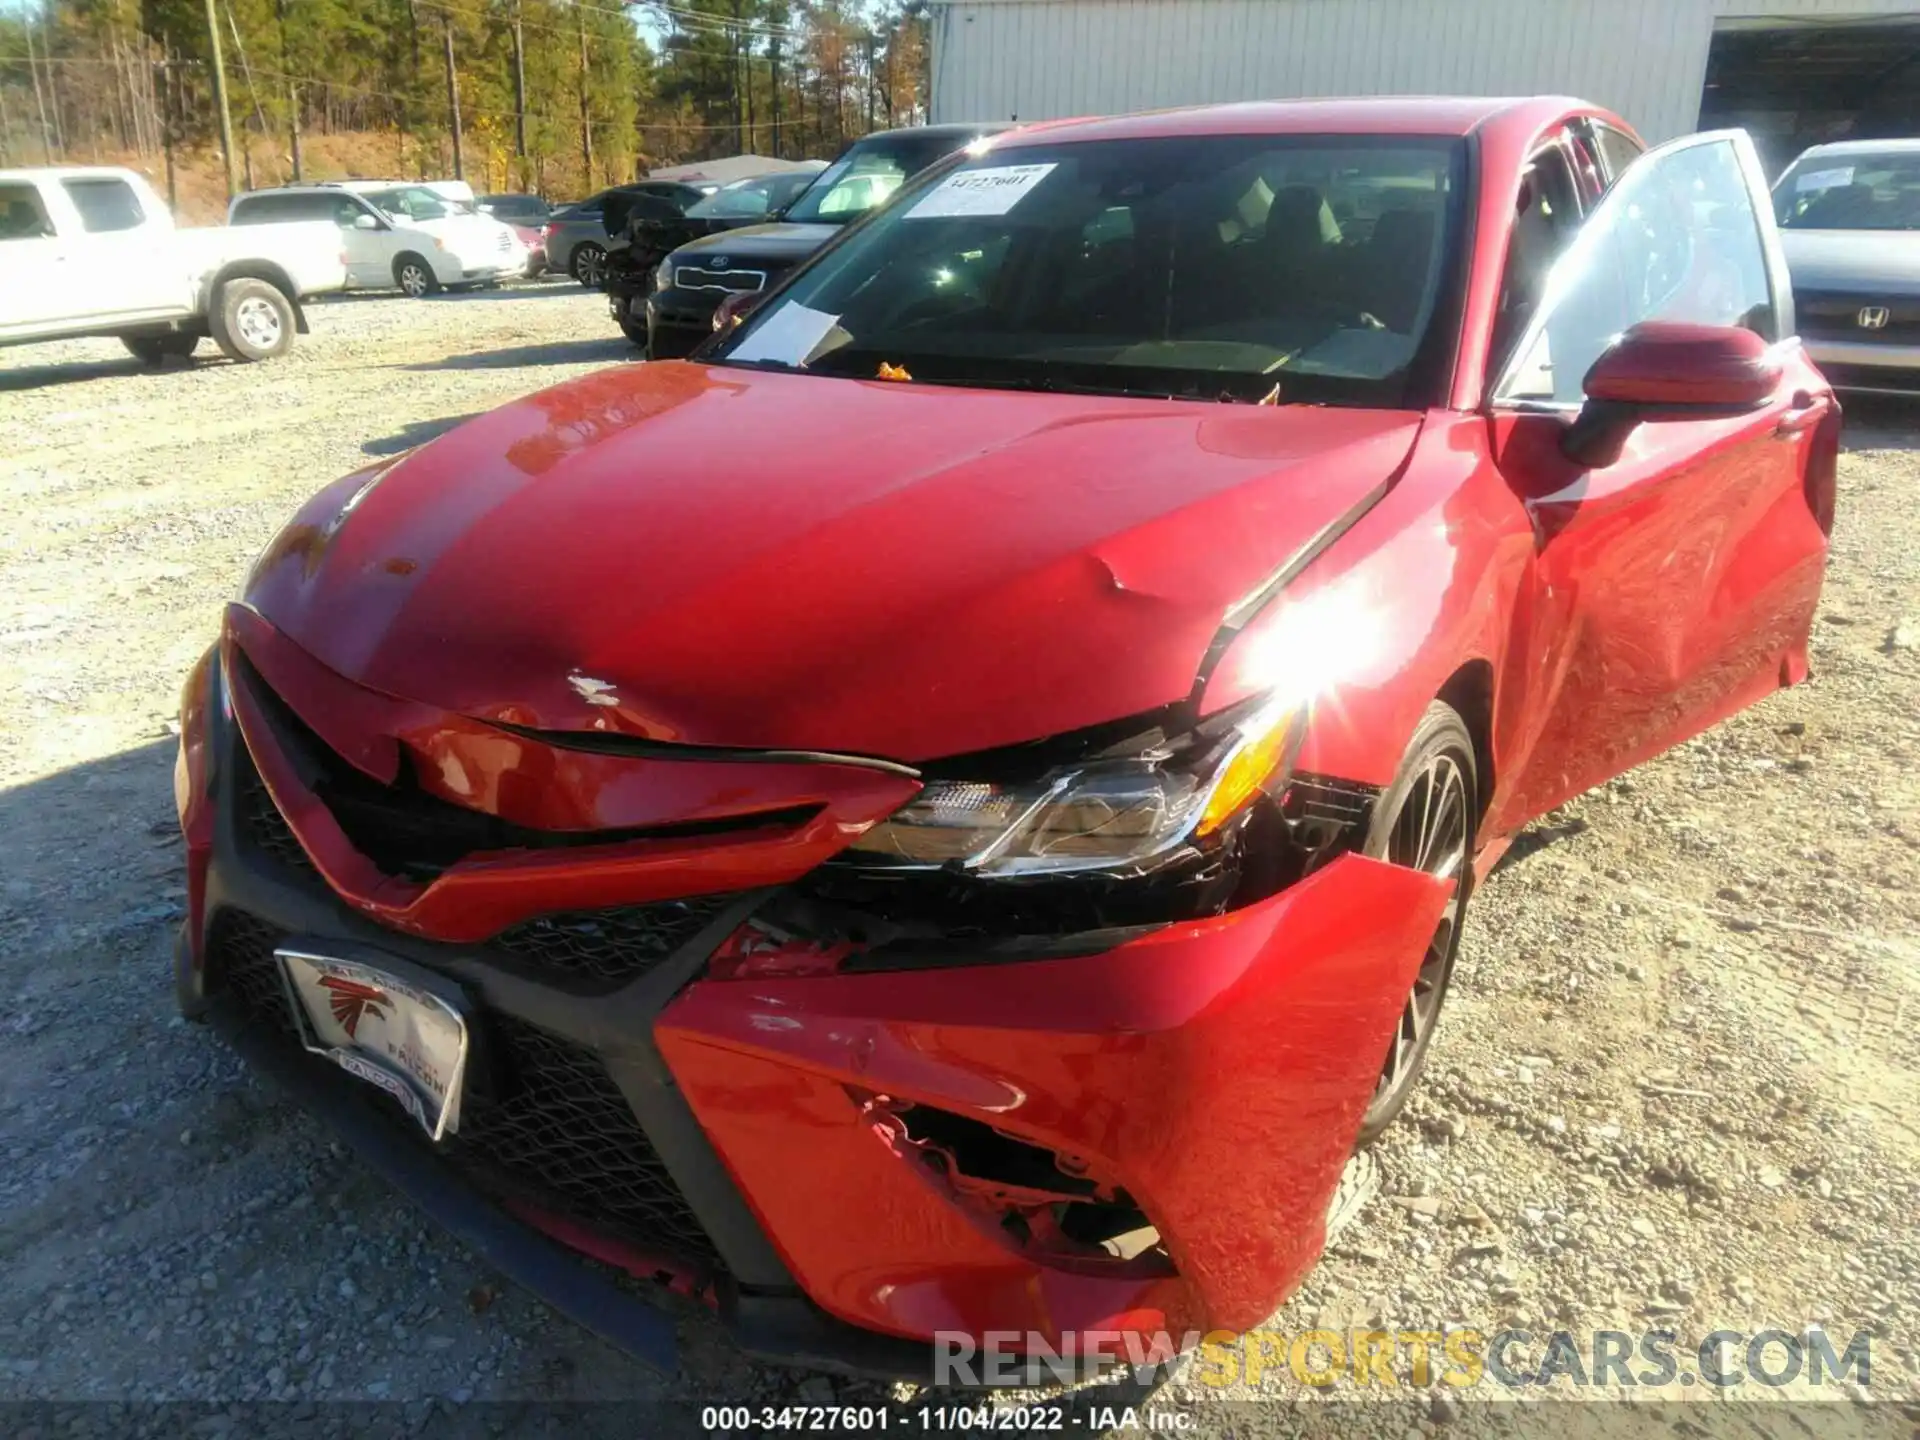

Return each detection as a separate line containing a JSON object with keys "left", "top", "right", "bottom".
{"left": 1354, "top": 700, "right": 1478, "bottom": 1147}
{"left": 571, "top": 243, "right": 607, "bottom": 288}
{"left": 122, "top": 333, "right": 200, "bottom": 365}
{"left": 393, "top": 254, "right": 439, "bottom": 299}
{"left": 207, "top": 278, "right": 295, "bottom": 362}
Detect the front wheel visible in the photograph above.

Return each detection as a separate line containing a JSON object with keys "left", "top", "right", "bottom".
{"left": 208, "top": 279, "right": 295, "bottom": 362}
{"left": 122, "top": 333, "right": 200, "bottom": 365}
{"left": 1354, "top": 700, "right": 1478, "bottom": 1147}
{"left": 572, "top": 243, "right": 607, "bottom": 288}
{"left": 393, "top": 254, "right": 439, "bottom": 299}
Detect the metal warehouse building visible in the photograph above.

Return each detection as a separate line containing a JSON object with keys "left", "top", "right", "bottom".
{"left": 930, "top": 0, "right": 1920, "bottom": 171}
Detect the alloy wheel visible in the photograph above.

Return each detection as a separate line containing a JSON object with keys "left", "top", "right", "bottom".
{"left": 1370, "top": 748, "right": 1470, "bottom": 1112}
{"left": 400, "top": 264, "right": 431, "bottom": 298}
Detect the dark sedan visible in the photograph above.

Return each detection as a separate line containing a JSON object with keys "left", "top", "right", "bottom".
{"left": 601, "top": 169, "right": 825, "bottom": 340}
{"left": 548, "top": 181, "right": 716, "bottom": 286}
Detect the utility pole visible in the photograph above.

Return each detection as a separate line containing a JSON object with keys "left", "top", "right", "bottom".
{"left": 865, "top": 31, "right": 875, "bottom": 134}
{"left": 159, "top": 56, "right": 178, "bottom": 207}
{"left": 442, "top": 17, "right": 463, "bottom": 180}
{"left": 201, "top": 0, "right": 236, "bottom": 195}
{"left": 577, "top": 5, "right": 593, "bottom": 186}
{"left": 730, "top": 2, "right": 744, "bottom": 155}
{"left": 512, "top": 4, "right": 528, "bottom": 184}
{"left": 770, "top": 31, "right": 782, "bottom": 158}
{"left": 274, "top": 0, "right": 301, "bottom": 180}
{"left": 23, "top": 20, "right": 55, "bottom": 163}
{"left": 0, "top": 73, "right": 15, "bottom": 166}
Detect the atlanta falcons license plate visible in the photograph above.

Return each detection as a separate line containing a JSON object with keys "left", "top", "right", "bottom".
{"left": 276, "top": 947, "right": 469, "bottom": 1141}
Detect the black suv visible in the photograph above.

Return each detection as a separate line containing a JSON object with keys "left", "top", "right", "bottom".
{"left": 611, "top": 124, "right": 1010, "bottom": 358}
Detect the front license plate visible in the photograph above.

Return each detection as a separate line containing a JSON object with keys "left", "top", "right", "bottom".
{"left": 276, "top": 948, "right": 469, "bottom": 1141}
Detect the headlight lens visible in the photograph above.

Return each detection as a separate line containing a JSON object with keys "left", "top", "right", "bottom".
{"left": 653, "top": 260, "right": 672, "bottom": 292}
{"left": 849, "top": 700, "right": 1301, "bottom": 876}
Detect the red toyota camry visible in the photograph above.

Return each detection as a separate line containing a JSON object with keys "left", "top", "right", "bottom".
{"left": 173, "top": 97, "right": 1837, "bottom": 1378}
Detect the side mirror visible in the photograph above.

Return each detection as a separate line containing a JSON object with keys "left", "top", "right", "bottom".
{"left": 351, "top": 214, "right": 380, "bottom": 231}
{"left": 1562, "top": 321, "right": 1780, "bottom": 468}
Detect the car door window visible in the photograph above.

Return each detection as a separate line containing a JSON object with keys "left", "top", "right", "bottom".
{"left": 0, "top": 183, "right": 55, "bottom": 240}
{"left": 1496, "top": 133, "right": 1779, "bottom": 405}
{"left": 1587, "top": 123, "right": 1645, "bottom": 191}
{"left": 1488, "top": 141, "right": 1585, "bottom": 380}
{"left": 61, "top": 177, "right": 145, "bottom": 232}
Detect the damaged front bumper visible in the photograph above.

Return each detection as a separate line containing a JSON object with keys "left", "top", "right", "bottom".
{"left": 174, "top": 620, "right": 1450, "bottom": 1377}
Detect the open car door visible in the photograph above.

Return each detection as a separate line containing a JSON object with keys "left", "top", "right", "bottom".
{"left": 1486, "top": 129, "right": 1838, "bottom": 831}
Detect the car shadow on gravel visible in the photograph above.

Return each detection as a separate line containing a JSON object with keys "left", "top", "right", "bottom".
{"left": 404, "top": 338, "right": 636, "bottom": 372}
{"left": 0, "top": 355, "right": 171, "bottom": 392}
{"left": 312, "top": 280, "right": 578, "bottom": 308}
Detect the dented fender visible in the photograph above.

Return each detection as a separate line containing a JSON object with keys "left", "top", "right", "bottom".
{"left": 656, "top": 851, "right": 1452, "bottom": 1341}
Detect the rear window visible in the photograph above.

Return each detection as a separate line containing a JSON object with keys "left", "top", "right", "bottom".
{"left": 0, "top": 182, "right": 54, "bottom": 241}
{"left": 481, "top": 194, "right": 548, "bottom": 220}
{"left": 232, "top": 192, "right": 339, "bottom": 224}
{"left": 62, "top": 177, "right": 145, "bottom": 233}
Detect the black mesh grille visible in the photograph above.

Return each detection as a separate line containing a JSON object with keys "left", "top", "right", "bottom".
{"left": 236, "top": 749, "right": 322, "bottom": 883}
{"left": 208, "top": 909, "right": 301, "bottom": 1041}
{"left": 452, "top": 1014, "right": 721, "bottom": 1269}
{"left": 489, "top": 900, "right": 728, "bottom": 984}
{"left": 205, "top": 909, "right": 723, "bottom": 1274}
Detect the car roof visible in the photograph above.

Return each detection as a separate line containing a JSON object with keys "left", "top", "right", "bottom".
{"left": 0, "top": 164, "right": 148, "bottom": 184}
{"left": 1790, "top": 137, "right": 1920, "bottom": 158}
{"left": 864, "top": 122, "right": 1014, "bottom": 140}
{"left": 989, "top": 96, "right": 1586, "bottom": 146}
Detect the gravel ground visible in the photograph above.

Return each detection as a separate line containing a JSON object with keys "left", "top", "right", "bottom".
{"left": 0, "top": 288, "right": 1915, "bottom": 1438}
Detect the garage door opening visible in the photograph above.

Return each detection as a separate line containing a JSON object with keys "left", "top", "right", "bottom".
{"left": 1701, "top": 18, "right": 1920, "bottom": 178}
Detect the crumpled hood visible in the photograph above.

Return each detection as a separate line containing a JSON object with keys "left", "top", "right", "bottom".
{"left": 243, "top": 362, "right": 1421, "bottom": 761}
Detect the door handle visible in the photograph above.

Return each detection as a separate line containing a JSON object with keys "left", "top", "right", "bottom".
{"left": 1773, "top": 391, "right": 1830, "bottom": 438}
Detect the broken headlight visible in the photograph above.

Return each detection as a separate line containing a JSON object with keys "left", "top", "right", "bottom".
{"left": 849, "top": 698, "right": 1303, "bottom": 877}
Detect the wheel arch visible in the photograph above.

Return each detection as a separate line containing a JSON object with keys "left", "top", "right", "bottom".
{"left": 1435, "top": 658, "right": 1497, "bottom": 826}
{"left": 202, "top": 263, "right": 307, "bottom": 333}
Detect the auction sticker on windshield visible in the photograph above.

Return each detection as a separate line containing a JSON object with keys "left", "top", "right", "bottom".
{"left": 908, "top": 163, "right": 1058, "bottom": 219}
{"left": 276, "top": 947, "right": 469, "bottom": 1141}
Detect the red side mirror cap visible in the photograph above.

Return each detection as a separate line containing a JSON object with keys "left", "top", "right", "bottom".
{"left": 1583, "top": 321, "right": 1780, "bottom": 410}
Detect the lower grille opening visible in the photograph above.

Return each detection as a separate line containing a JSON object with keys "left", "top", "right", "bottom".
{"left": 855, "top": 1089, "right": 1174, "bottom": 1277}
{"left": 206, "top": 909, "right": 725, "bottom": 1276}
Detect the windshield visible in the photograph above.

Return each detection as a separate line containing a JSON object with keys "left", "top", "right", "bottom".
{"left": 1776, "top": 152, "right": 1920, "bottom": 231}
{"left": 781, "top": 134, "right": 971, "bottom": 225}
{"left": 688, "top": 171, "right": 817, "bottom": 220}
{"left": 366, "top": 186, "right": 453, "bottom": 223}
{"left": 712, "top": 135, "right": 1463, "bottom": 408}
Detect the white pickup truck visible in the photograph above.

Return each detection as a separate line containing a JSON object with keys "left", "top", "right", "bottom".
{"left": 0, "top": 165, "right": 347, "bottom": 364}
